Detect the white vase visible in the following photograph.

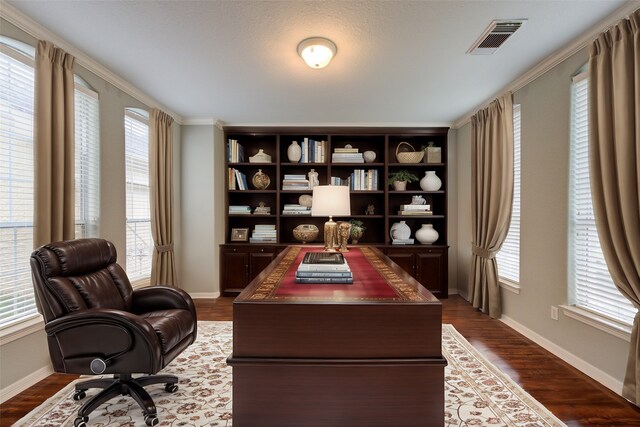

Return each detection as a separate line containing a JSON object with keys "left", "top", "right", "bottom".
{"left": 415, "top": 224, "right": 438, "bottom": 244}
{"left": 420, "top": 171, "right": 442, "bottom": 191}
{"left": 287, "top": 141, "right": 301, "bottom": 163}
{"left": 390, "top": 221, "right": 411, "bottom": 240}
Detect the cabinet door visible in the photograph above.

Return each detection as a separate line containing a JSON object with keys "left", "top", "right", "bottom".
{"left": 385, "top": 250, "right": 416, "bottom": 279}
{"left": 220, "top": 250, "right": 249, "bottom": 295}
{"left": 415, "top": 249, "right": 447, "bottom": 298}
{"left": 249, "top": 249, "right": 275, "bottom": 281}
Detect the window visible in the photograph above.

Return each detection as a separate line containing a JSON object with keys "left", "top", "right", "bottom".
{"left": 496, "top": 104, "right": 521, "bottom": 285}
{"left": 124, "top": 109, "right": 152, "bottom": 281}
{"left": 74, "top": 79, "right": 100, "bottom": 238}
{"left": 568, "top": 72, "right": 636, "bottom": 326}
{"left": 0, "top": 44, "right": 37, "bottom": 327}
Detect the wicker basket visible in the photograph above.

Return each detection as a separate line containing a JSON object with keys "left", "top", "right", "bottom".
{"left": 395, "top": 141, "right": 424, "bottom": 163}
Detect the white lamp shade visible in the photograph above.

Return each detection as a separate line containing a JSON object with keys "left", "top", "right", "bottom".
{"left": 311, "top": 185, "right": 351, "bottom": 217}
{"left": 297, "top": 37, "right": 337, "bottom": 69}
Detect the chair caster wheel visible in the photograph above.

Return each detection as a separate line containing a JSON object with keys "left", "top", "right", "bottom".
{"left": 144, "top": 414, "right": 159, "bottom": 426}
{"left": 165, "top": 383, "right": 178, "bottom": 393}
{"left": 74, "top": 416, "right": 88, "bottom": 427}
{"left": 73, "top": 390, "right": 86, "bottom": 400}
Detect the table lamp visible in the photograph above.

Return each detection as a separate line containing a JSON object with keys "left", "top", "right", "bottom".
{"left": 311, "top": 185, "right": 351, "bottom": 251}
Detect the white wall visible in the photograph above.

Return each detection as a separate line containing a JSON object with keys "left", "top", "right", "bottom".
{"left": 179, "top": 124, "right": 220, "bottom": 296}
{"left": 455, "top": 45, "right": 631, "bottom": 390}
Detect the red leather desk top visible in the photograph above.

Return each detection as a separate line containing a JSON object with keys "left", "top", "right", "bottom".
{"left": 244, "top": 246, "right": 437, "bottom": 303}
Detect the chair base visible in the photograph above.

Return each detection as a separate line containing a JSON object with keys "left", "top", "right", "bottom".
{"left": 72, "top": 373, "right": 178, "bottom": 427}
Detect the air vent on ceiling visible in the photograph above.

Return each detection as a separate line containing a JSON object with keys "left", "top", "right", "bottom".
{"left": 467, "top": 19, "right": 527, "bottom": 55}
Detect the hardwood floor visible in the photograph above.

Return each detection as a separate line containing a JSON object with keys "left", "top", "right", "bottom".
{"left": 1, "top": 295, "right": 638, "bottom": 426}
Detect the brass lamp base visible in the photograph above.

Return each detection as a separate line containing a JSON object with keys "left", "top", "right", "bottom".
{"left": 323, "top": 217, "right": 338, "bottom": 251}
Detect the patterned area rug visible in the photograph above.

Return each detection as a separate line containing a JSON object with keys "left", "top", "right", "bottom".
{"left": 16, "top": 322, "right": 566, "bottom": 427}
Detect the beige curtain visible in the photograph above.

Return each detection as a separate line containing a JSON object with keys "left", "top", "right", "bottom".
{"left": 34, "top": 40, "right": 75, "bottom": 247}
{"left": 589, "top": 9, "right": 640, "bottom": 405}
{"left": 470, "top": 93, "right": 514, "bottom": 319}
{"left": 149, "top": 108, "right": 178, "bottom": 286}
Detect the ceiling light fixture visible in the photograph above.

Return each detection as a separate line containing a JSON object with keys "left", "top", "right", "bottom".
{"left": 297, "top": 37, "right": 337, "bottom": 69}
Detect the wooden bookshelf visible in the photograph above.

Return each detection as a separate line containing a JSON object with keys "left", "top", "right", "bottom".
{"left": 221, "top": 127, "right": 449, "bottom": 298}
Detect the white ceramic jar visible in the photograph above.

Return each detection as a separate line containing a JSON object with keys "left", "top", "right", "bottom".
{"left": 420, "top": 171, "right": 442, "bottom": 191}
{"left": 415, "top": 224, "right": 438, "bottom": 244}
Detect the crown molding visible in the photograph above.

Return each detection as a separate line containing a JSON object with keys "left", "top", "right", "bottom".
{"left": 0, "top": 2, "right": 184, "bottom": 124}
{"left": 217, "top": 121, "right": 454, "bottom": 128}
{"left": 453, "top": 1, "right": 640, "bottom": 129}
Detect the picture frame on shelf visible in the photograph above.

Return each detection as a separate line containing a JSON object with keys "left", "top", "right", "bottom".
{"left": 231, "top": 228, "right": 249, "bottom": 242}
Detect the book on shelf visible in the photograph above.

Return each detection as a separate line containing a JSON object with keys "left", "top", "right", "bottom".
{"left": 398, "top": 211, "right": 433, "bottom": 215}
{"left": 300, "top": 138, "right": 326, "bottom": 163}
{"left": 399, "top": 204, "right": 431, "bottom": 211}
{"left": 295, "top": 277, "right": 353, "bottom": 284}
{"left": 392, "top": 238, "right": 415, "bottom": 245}
{"left": 250, "top": 237, "right": 277, "bottom": 243}
{"left": 229, "top": 205, "right": 251, "bottom": 211}
{"left": 332, "top": 153, "right": 364, "bottom": 163}
{"left": 284, "top": 174, "right": 306, "bottom": 180}
{"left": 255, "top": 224, "right": 276, "bottom": 229}
{"left": 283, "top": 204, "right": 310, "bottom": 210}
{"left": 227, "top": 139, "right": 245, "bottom": 163}
{"left": 333, "top": 148, "right": 359, "bottom": 153}
{"left": 350, "top": 169, "right": 378, "bottom": 191}
{"left": 282, "top": 211, "right": 312, "bottom": 215}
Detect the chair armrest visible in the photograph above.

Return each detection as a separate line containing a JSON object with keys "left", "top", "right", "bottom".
{"left": 45, "top": 308, "right": 160, "bottom": 349}
{"left": 44, "top": 308, "right": 163, "bottom": 374}
{"left": 131, "top": 286, "right": 196, "bottom": 319}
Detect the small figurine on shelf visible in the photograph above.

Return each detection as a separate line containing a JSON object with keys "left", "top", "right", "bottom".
{"left": 365, "top": 204, "right": 375, "bottom": 215}
{"left": 253, "top": 201, "right": 271, "bottom": 215}
{"left": 308, "top": 169, "right": 319, "bottom": 188}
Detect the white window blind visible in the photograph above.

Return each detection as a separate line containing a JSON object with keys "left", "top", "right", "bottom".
{"left": 497, "top": 104, "right": 521, "bottom": 284}
{"left": 74, "top": 82, "right": 100, "bottom": 238}
{"left": 125, "top": 109, "right": 152, "bottom": 281}
{"left": 0, "top": 45, "right": 37, "bottom": 327}
{"left": 568, "top": 72, "right": 636, "bottom": 325}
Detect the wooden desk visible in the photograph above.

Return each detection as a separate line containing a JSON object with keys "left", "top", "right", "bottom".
{"left": 227, "top": 246, "right": 445, "bottom": 427}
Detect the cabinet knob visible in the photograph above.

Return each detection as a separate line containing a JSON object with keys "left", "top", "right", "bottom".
{"left": 232, "top": 248, "right": 237, "bottom": 252}
{"left": 260, "top": 248, "right": 264, "bottom": 253}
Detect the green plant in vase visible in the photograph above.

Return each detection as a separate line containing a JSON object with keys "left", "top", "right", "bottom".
{"left": 349, "top": 219, "right": 366, "bottom": 244}
{"left": 388, "top": 170, "right": 419, "bottom": 191}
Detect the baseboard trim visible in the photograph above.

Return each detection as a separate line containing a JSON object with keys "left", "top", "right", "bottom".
{"left": 0, "top": 364, "right": 54, "bottom": 403}
{"left": 500, "top": 315, "right": 623, "bottom": 395}
{"left": 189, "top": 292, "right": 221, "bottom": 299}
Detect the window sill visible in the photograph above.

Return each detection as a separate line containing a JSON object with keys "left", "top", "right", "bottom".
{"left": 560, "top": 305, "right": 632, "bottom": 342}
{"left": 0, "top": 314, "right": 44, "bottom": 346}
{"left": 499, "top": 279, "right": 521, "bottom": 294}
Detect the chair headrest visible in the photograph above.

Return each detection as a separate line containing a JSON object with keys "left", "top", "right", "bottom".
{"left": 33, "top": 238, "right": 118, "bottom": 277}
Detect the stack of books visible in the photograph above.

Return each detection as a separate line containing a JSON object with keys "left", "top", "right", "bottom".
{"left": 282, "top": 204, "right": 311, "bottom": 215}
{"left": 250, "top": 224, "right": 277, "bottom": 243}
{"left": 332, "top": 147, "right": 364, "bottom": 163}
{"left": 282, "top": 174, "right": 310, "bottom": 190}
{"left": 300, "top": 138, "right": 326, "bottom": 163}
{"left": 295, "top": 252, "right": 353, "bottom": 284}
{"left": 350, "top": 169, "right": 379, "bottom": 190}
{"left": 229, "top": 205, "right": 251, "bottom": 215}
{"left": 398, "top": 204, "right": 432, "bottom": 216}
{"left": 227, "top": 139, "right": 245, "bottom": 163}
{"left": 228, "top": 168, "right": 248, "bottom": 190}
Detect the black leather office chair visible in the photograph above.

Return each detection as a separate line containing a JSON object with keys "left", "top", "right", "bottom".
{"left": 30, "top": 238, "right": 197, "bottom": 427}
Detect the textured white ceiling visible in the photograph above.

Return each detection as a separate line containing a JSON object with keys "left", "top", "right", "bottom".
{"left": 4, "top": 0, "right": 635, "bottom": 125}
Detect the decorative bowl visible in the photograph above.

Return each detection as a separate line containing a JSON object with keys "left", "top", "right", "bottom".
{"left": 293, "top": 224, "right": 319, "bottom": 243}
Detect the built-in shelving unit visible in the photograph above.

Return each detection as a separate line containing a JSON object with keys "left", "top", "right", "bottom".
{"left": 220, "top": 127, "right": 449, "bottom": 298}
